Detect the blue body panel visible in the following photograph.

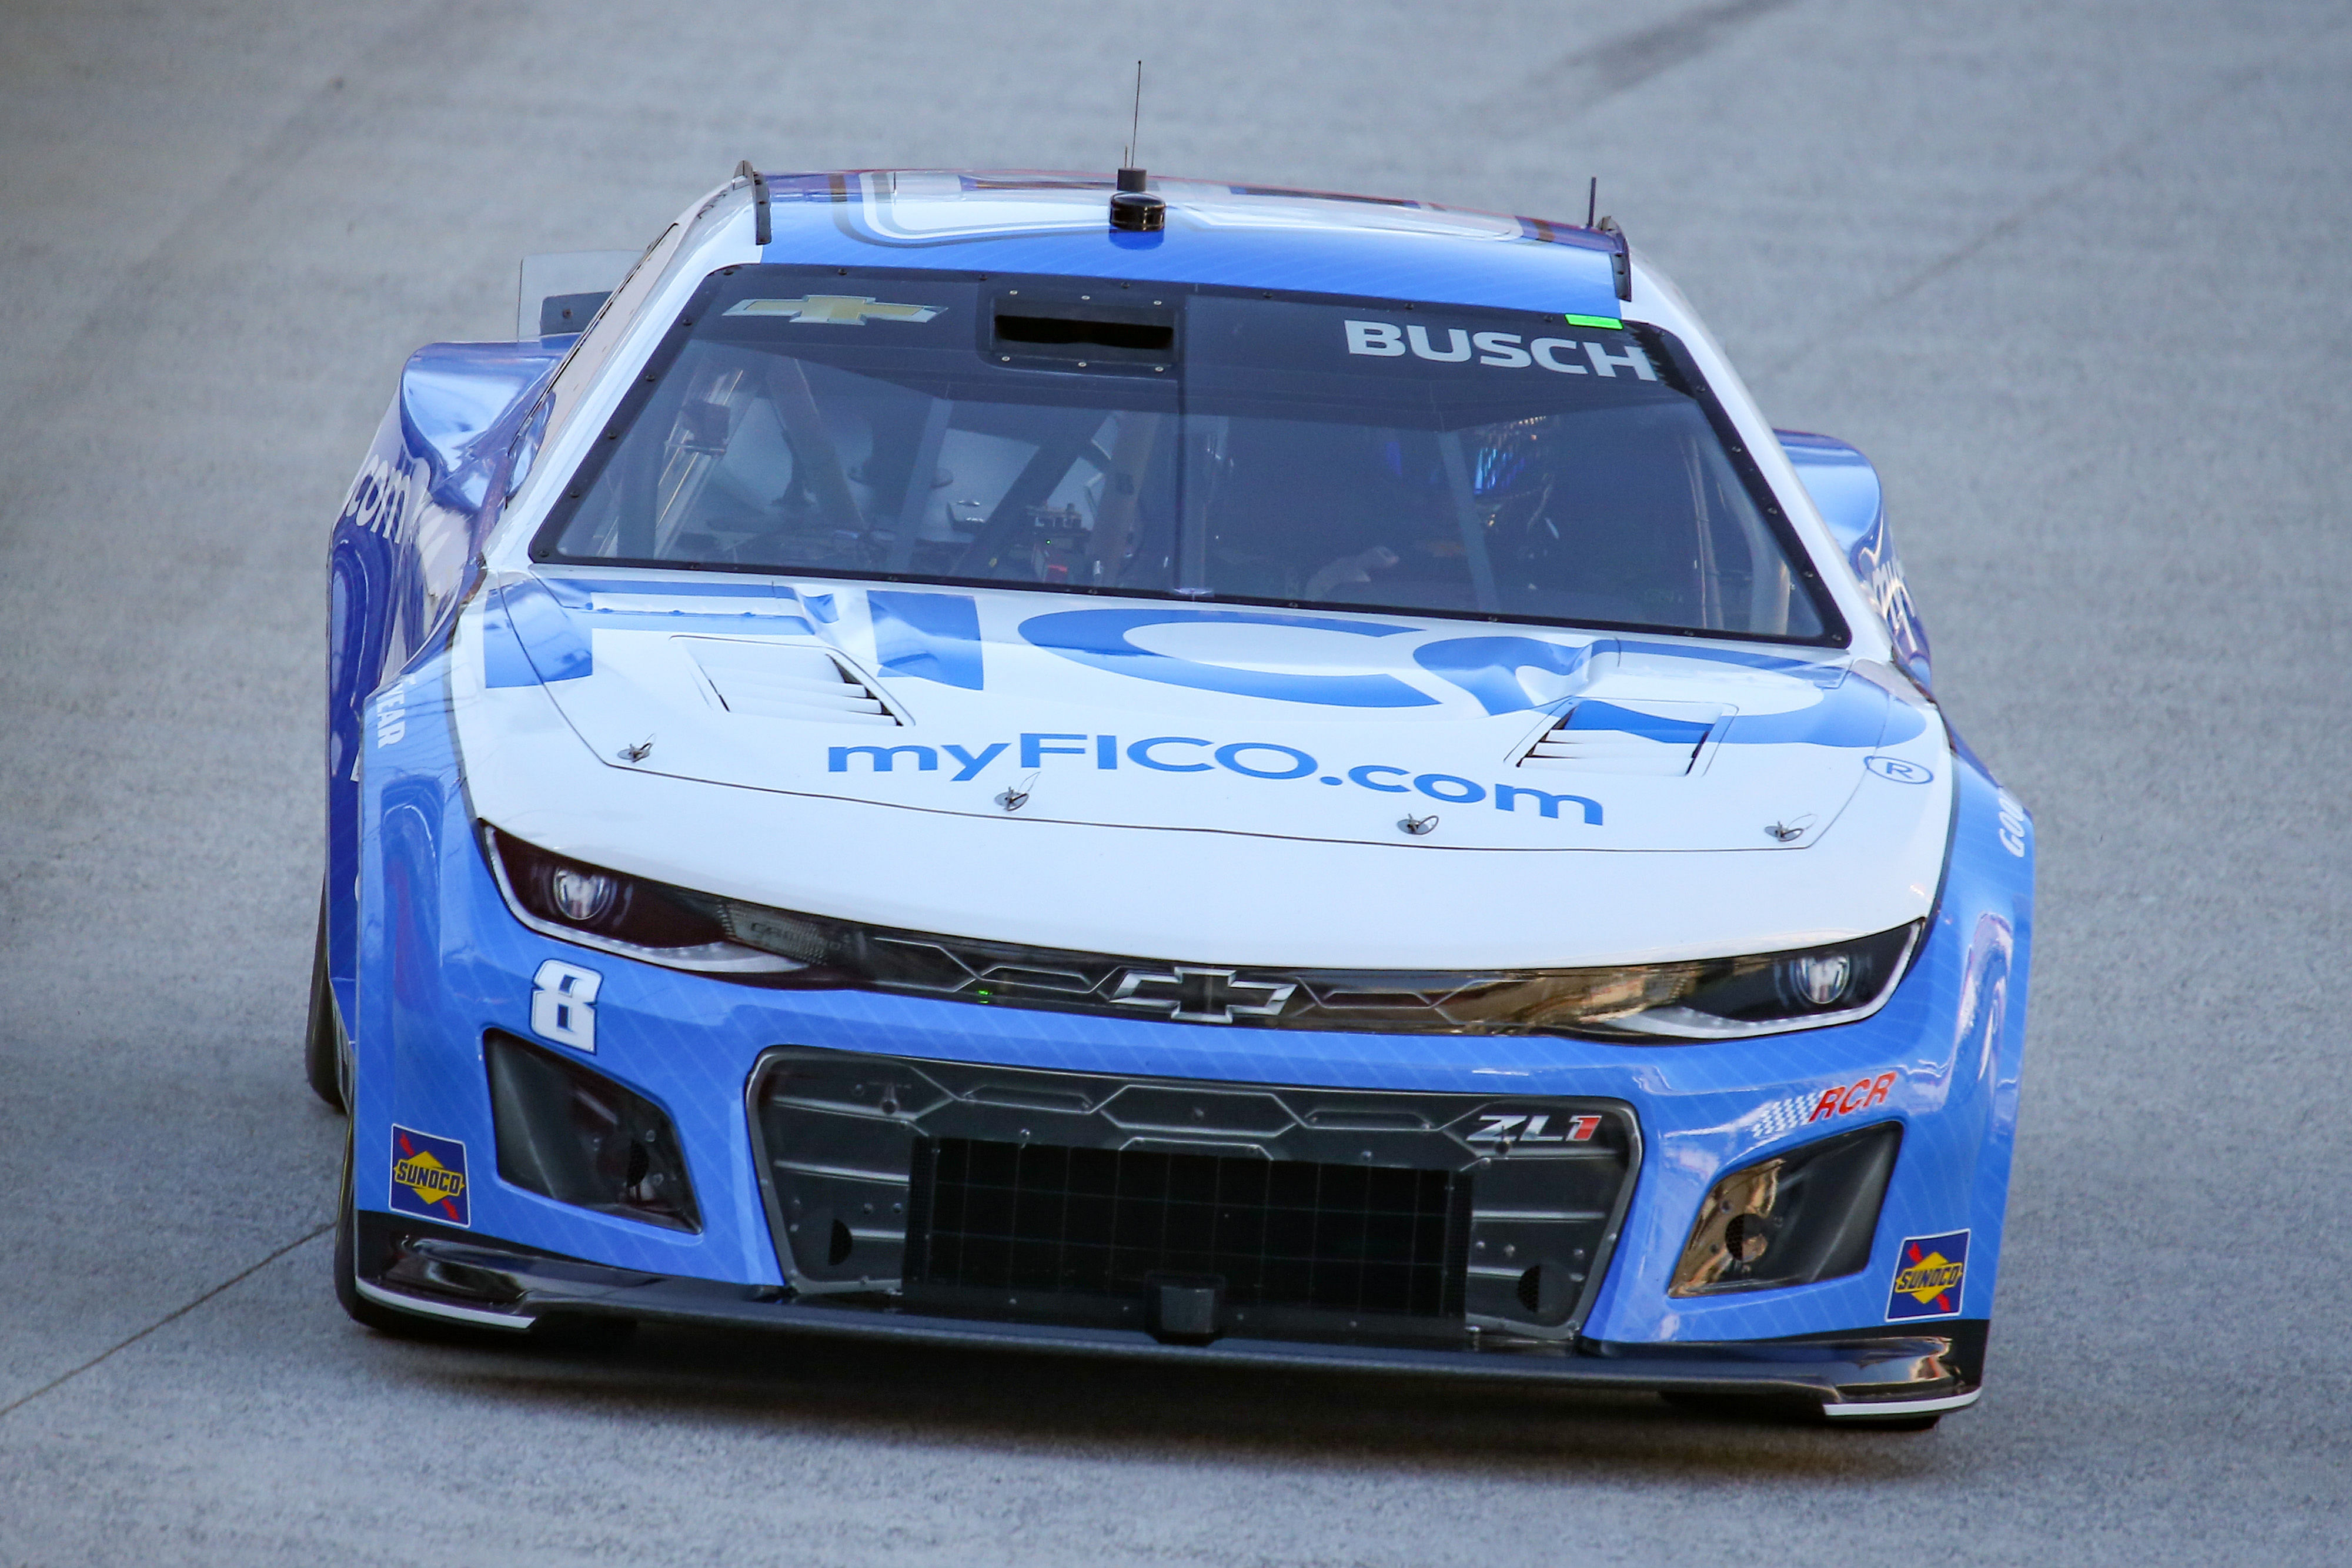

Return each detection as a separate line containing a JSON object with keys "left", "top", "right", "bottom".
{"left": 326, "top": 339, "right": 565, "bottom": 1017}
{"left": 1779, "top": 430, "right": 1934, "bottom": 687}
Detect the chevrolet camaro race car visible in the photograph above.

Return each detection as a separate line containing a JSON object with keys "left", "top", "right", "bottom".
{"left": 311, "top": 165, "right": 2032, "bottom": 1429}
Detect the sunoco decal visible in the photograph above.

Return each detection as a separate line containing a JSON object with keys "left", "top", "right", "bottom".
{"left": 1886, "top": 1229, "right": 1967, "bottom": 1320}
{"left": 389, "top": 1125, "right": 470, "bottom": 1228}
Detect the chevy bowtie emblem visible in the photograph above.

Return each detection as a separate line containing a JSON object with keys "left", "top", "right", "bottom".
{"left": 724, "top": 295, "right": 947, "bottom": 325}
{"left": 1108, "top": 966, "right": 1297, "bottom": 1025}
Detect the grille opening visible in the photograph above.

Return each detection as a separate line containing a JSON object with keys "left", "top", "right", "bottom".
{"left": 994, "top": 313, "right": 1175, "bottom": 352}
{"left": 749, "top": 1049, "right": 1638, "bottom": 1344}
{"left": 907, "top": 1136, "right": 1465, "bottom": 1320}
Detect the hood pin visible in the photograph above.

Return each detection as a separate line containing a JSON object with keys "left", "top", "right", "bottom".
{"left": 996, "top": 773, "right": 1038, "bottom": 813}
{"left": 619, "top": 738, "right": 655, "bottom": 763}
{"left": 1764, "top": 815, "right": 1814, "bottom": 842}
{"left": 1399, "top": 813, "right": 1439, "bottom": 837}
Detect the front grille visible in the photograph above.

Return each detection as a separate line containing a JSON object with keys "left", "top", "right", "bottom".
{"left": 747, "top": 1047, "right": 1639, "bottom": 1346}
{"left": 910, "top": 1137, "right": 1466, "bottom": 1319}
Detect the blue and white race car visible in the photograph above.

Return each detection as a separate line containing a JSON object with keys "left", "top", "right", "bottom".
{"left": 314, "top": 165, "right": 2031, "bottom": 1428}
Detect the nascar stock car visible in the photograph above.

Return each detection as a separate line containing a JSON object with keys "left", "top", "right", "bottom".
{"left": 312, "top": 163, "right": 2030, "bottom": 1429}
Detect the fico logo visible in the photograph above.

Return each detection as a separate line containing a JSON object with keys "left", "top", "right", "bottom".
{"left": 827, "top": 732, "right": 1605, "bottom": 825}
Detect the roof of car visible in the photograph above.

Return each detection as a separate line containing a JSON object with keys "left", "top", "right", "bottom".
{"left": 746, "top": 170, "right": 1627, "bottom": 320}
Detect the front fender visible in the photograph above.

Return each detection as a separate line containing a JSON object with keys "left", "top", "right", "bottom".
{"left": 326, "top": 340, "right": 564, "bottom": 1015}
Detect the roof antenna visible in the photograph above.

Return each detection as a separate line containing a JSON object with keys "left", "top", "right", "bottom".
{"left": 1127, "top": 60, "right": 1143, "bottom": 169}
{"left": 1111, "top": 61, "right": 1165, "bottom": 232}
{"left": 737, "top": 159, "right": 771, "bottom": 246}
{"left": 1587, "top": 176, "right": 1598, "bottom": 229}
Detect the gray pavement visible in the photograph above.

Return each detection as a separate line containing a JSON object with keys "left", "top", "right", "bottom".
{"left": 2, "top": 1, "right": 2347, "bottom": 1562}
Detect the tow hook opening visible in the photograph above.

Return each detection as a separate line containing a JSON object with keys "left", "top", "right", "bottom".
{"left": 1146, "top": 1273, "right": 1225, "bottom": 1344}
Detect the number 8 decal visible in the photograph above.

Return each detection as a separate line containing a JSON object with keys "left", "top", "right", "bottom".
{"left": 531, "top": 959, "right": 603, "bottom": 1051}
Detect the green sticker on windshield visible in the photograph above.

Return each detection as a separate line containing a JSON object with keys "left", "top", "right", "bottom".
{"left": 1563, "top": 313, "right": 1623, "bottom": 330}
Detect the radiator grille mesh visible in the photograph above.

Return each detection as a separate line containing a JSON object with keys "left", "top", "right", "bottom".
{"left": 909, "top": 1136, "right": 1465, "bottom": 1319}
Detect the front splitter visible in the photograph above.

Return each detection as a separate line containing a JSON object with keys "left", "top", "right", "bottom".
{"left": 353, "top": 1214, "right": 1982, "bottom": 1420}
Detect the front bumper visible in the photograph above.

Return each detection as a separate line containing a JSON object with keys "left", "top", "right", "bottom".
{"left": 346, "top": 649, "right": 2030, "bottom": 1422}
{"left": 351, "top": 1212, "right": 1984, "bottom": 1419}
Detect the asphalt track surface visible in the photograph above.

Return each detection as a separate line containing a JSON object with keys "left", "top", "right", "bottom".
{"left": 4, "top": 1, "right": 2349, "bottom": 1562}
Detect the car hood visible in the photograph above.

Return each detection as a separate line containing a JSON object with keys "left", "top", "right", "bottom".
{"left": 452, "top": 572, "right": 1953, "bottom": 968}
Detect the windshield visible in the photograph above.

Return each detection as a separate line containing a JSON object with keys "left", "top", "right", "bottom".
{"left": 534, "top": 265, "right": 1836, "bottom": 642}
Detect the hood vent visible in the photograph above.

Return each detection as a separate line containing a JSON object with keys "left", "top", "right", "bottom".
{"left": 680, "top": 638, "right": 901, "bottom": 726}
{"left": 1518, "top": 700, "right": 1722, "bottom": 777}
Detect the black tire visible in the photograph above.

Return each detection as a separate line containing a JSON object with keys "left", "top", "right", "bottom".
{"left": 305, "top": 887, "right": 346, "bottom": 1112}
{"left": 1659, "top": 1391, "right": 1818, "bottom": 1426}
{"left": 530, "top": 1312, "right": 639, "bottom": 1355}
{"left": 1662, "top": 1391, "right": 1943, "bottom": 1430}
{"left": 1829, "top": 1411, "right": 1943, "bottom": 1433}
{"left": 330, "top": 1123, "right": 622, "bottom": 1349}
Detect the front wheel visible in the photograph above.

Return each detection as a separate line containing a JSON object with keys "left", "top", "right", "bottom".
{"left": 305, "top": 888, "right": 346, "bottom": 1112}
{"left": 329, "top": 1123, "right": 625, "bottom": 1350}
{"left": 1829, "top": 1411, "right": 1943, "bottom": 1433}
{"left": 1661, "top": 1392, "right": 1942, "bottom": 1431}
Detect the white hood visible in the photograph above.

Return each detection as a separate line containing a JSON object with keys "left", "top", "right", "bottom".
{"left": 451, "top": 571, "right": 1952, "bottom": 969}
